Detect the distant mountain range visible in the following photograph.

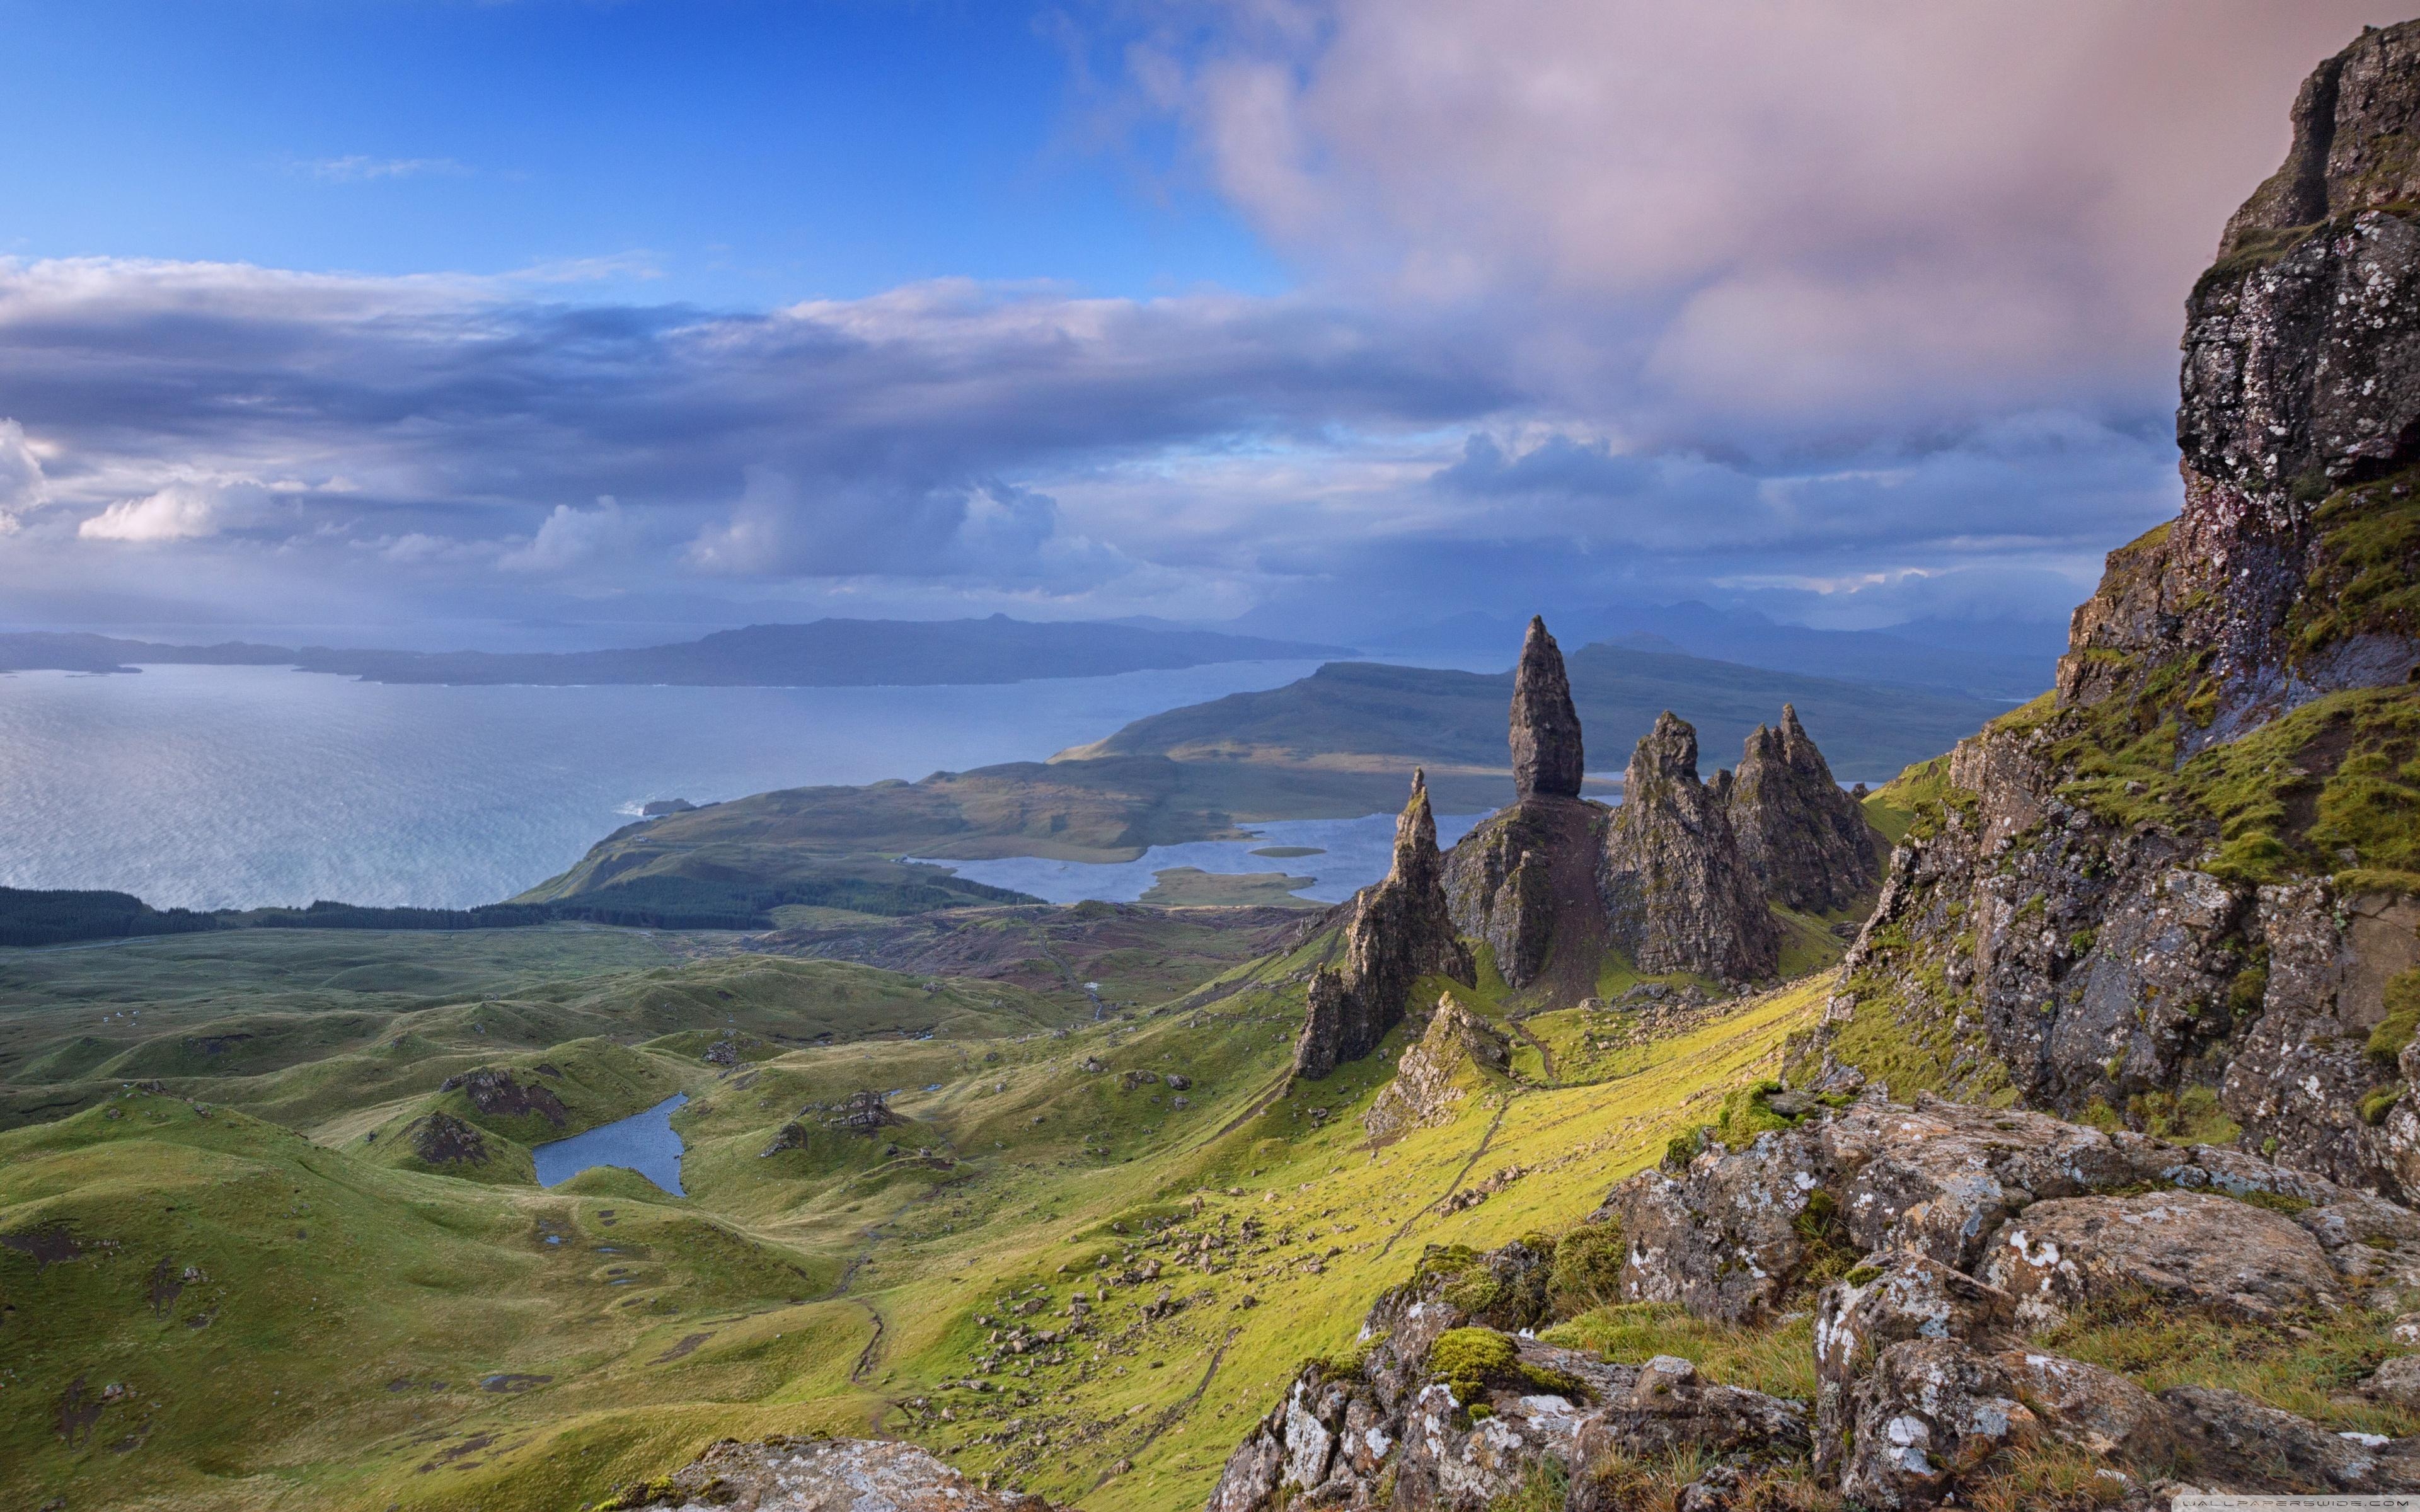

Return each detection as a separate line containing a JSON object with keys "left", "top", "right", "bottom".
{"left": 0, "top": 616, "right": 1349, "bottom": 687}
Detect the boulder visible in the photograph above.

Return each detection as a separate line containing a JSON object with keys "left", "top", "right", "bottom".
{"left": 2370, "top": 1354, "right": 2420, "bottom": 1411}
{"left": 1976, "top": 1189, "right": 2345, "bottom": 1329}
{"left": 1838, "top": 1339, "right": 2036, "bottom": 1511}
{"left": 1990, "top": 1349, "right": 2175, "bottom": 1462}
{"left": 1812, "top": 1254, "right": 2017, "bottom": 1469}
{"left": 1570, "top": 1353, "right": 1807, "bottom": 1465}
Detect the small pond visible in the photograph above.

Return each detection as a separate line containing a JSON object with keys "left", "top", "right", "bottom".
{"left": 532, "top": 1093, "right": 688, "bottom": 1196}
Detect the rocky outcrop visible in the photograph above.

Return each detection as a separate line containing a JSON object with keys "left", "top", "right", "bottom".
{"left": 437, "top": 1067, "right": 569, "bottom": 1127}
{"left": 1816, "top": 21, "right": 2420, "bottom": 1200}
{"left": 1442, "top": 791, "right": 1609, "bottom": 995}
{"left": 1509, "top": 616, "right": 1585, "bottom": 800}
{"left": 1725, "top": 705, "right": 1879, "bottom": 915}
{"left": 2067, "top": 19, "right": 2420, "bottom": 731}
{"left": 824, "top": 1089, "right": 905, "bottom": 1134}
{"left": 1600, "top": 713, "right": 1780, "bottom": 985}
{"left": 1974, "top": 1188, "right": 2345, "bottom": 1329}
{"left": 1207, "top": 1088, "right": 2420, "bottom": 1509}
{"left": 1362, "top": 995, "right": 1510, "bottom": 1142}
{"left": 1295, "top": 772, "right": 1475, "bottom": 1079}
{"left": 1204, "top": 1240, "right": 1806, "bottom": 1512}
{"left": 606, "top": 1435, "right": 1061, "bottom": 1512}
{"left": 405, "top": 1111, "right": 489, "bottom": 1166}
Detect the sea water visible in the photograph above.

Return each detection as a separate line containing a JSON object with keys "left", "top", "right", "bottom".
{"left": 531, "top": 1093, "right": 689, "bottom": 1195}
{"left": 0, "top": 660, "right": 1329, "bottom": 910}
{"left": 927, "top": 810, "right": 1492, "bottom": 905}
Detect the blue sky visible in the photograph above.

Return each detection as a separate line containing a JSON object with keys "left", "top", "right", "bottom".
{"left": 1, "top": 1, "right": 1282, "bottom": 302}
{"left": 0, "top": 1, "right": 2408, "bottom": 646}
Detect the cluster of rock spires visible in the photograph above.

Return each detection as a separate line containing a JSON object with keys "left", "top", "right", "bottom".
{"left": 1443, "top": 617, "right": 1873, "bottom": 1000}
{"left": 1210, "top": 1090, "right": 2420, "bottom": 1511}
{"left": 1812, "top": 18, "right": 2420, "bottom": 1203}
{"left": 1294, "top": 617, "right": 1878, "bottom": 1080}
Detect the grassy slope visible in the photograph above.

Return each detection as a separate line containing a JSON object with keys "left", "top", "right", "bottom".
{"left": 0, "top": 906, "right": 1829, "bottom": 1512}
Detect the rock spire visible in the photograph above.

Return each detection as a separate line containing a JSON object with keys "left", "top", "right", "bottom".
{"left": 1293, "top": 770, "right": 1475, "bottom": 1079}
{"left": 1444, "top": 622, "right": 1603, "bottom": 994}
{"left": 1600, "top": 711, "right": 1780, "bottom": 983}
{"left": 1726, "top": 704, "right": 1879, "bottom": 915}
{"left": 1509, "top": 616, "right": 1584, "bottom": 799}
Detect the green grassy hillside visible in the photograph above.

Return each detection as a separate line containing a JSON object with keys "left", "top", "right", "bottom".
{"left": 0, "top": 904, "right": 1830, "bottom": 1512}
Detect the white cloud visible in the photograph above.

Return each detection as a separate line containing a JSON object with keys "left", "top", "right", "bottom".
{"left": 1118, "top": 0, "right": 2410, "bottom": 436}
{"left": 500, "top": 496, "right": 635, "bottom": 573}
{"left": 0, "top": 418, "right": 49, "bottom": 532}
{"left": 79, "top": 476, "right": 270, "bottom": 543}
{"left": 299, "top": 155, "right": 472, "bottom": 183}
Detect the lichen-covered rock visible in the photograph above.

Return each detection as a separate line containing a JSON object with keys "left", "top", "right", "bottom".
{"left": 1363, "top": 997, "right": 1511, "bottom": 1143}
{"left": 1599, "top": 712, "right": 1779, "bottom": 984}
{"left": 1812, "top": 1254, "right": 2017, "bottom": 1469}
{"left": 1726, "top": 705, "right": 1881, "bottom": 915}
{"left": 1294, "top": 770, "right": 1476, "bottom": 1079}
{"left": 1976, "top": 1188, "right": 2346, "bottom": 1329}
{"left": 1838, "top": 1339, "right": 2036, "bottom": 1511}
{"left": 1208, "top": 1088, "right": 2420, "bottom": 1512}
{"left": 614, "top": 1435, "right": 1061, "bottom": 1512}
{"left": 1509, "top": 616, "right": 1584, "bottom": 801}
{"left": 1569, "top": 1353, "right": 1808, "bottom": 1468}
{"left": 823, "top": 1090, "right": 904, "bottom": 1135}
{"left": 1991, "top": 1348, "right": 2175, "bottom": 1462}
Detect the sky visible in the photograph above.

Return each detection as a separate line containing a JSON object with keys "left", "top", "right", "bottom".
{"left": 0, "top": 0, "right": 2409, "bottom": 648}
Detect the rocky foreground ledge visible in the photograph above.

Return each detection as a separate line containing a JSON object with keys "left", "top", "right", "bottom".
{"left": 1206, "top": 1091, "right": 2420, "bottom": 1511}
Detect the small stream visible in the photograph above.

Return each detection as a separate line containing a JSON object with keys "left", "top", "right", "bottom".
{"left": 531, "top": 1092, "right": 689, "bottom": 1196}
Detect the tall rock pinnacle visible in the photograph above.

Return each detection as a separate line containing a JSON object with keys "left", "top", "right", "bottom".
{"left": 1509, "top": 617, "right": 1584, "bottom": 799}
{"left": 1293, "top": 769, "right": 1475, "bottom": 1080}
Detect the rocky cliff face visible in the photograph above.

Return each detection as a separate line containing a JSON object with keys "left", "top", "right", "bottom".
{"left": 1818, "top": 21, "right": 2420, "bottom": 1200}
{"left": 1294, "top": 770, "right": 1475, "bottom": 1080}
{"left": 1601, "top": 713, "right": 1781, "bottom": 985}
{"left": 1725, "top": 705, "right": 1880, "bottom": 915}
